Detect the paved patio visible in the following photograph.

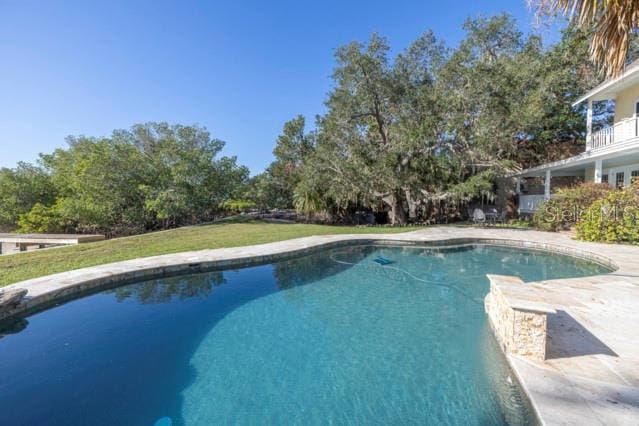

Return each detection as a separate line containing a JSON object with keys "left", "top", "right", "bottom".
{"left": 1, "top": 227, "right": 638, "bottom": 425}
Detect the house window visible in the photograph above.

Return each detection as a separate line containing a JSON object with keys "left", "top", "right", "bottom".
{"left": 632, "top": 170, "right": 639, "bottom": 184}
{"left": 602, "top": 174, "right": 609, "bottom": 184}
{"left": 615, "top": 172, "right": 625, "bottom": 188}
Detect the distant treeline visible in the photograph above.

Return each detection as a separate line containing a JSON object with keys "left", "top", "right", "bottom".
{"left": 0, "top": 123, "right": 248, "bottom": 236}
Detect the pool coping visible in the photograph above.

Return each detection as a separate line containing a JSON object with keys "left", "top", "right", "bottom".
{"left": 1, "top": 227, "right": 639, "bottom": 425}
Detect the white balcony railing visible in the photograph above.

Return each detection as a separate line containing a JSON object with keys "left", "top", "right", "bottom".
{"left": 518, "top": 194, "right": 548, "bottom": 214}
{"left": 588, "top": 117, "right": 639, "bottom": 150}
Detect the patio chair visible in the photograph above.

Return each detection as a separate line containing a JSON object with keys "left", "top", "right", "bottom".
{"left": 472, "top": 208, "right": 486, "bottom": 224}
{"left": 486, "top": 208, "right": 504, "bottom": 224}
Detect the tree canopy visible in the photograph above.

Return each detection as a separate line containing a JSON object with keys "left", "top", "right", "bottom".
{"left": 251, "top": 15, "right": 604, "bottom": 224}
{"left": 2, "top": 123, "right": 248, "bottom": 235}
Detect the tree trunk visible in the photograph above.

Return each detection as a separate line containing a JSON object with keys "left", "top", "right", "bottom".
{"left": 404, "top": 188, "right": 419, "bottom": 221}
{"left": 381, "top": 192, "right": 407, "bottom": 225}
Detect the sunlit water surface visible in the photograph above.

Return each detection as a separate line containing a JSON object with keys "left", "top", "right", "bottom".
{"left": 0, "top": 245, "right": 610, "bottom": 425}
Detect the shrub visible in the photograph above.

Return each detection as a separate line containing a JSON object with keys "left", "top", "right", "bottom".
{"left": 17, "top": 202, "right": 63, "bottom": 233}
{"left": 221, "top": 199, "right": 257, "bottom": 213}
{"left": 576, "top": 183, "right": 639, "bottom": 243}
{"left": 532, "top": 182, "right": 612, "bottom": 231}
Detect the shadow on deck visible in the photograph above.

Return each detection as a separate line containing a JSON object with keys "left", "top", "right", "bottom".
{"left": 546, "top": 310, "right": 617, "bottom": 359}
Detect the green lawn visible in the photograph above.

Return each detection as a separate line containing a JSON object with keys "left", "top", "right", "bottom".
{"left": 0, "top": 221, "right": 422, "bottom": 287}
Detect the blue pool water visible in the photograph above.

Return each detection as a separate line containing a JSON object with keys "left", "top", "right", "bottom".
{"left": 0, "top": 245, "right": 610, "bottom": 425}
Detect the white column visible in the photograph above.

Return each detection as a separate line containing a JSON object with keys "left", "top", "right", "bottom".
{"left": 515, "top": 177, "right": 521, "bottom": 194}
{"left": 544, "top": 170, "right": 551, "bottom": 199}
{"left": 594, "top": 159, "right": 603, "bottom": 183}
{"left": 586, "top": 99, "right": 592, "bottom": 150}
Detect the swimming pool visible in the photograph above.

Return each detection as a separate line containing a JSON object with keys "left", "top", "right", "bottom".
{"left": 0, "top": 244, "right": 610, "bottom": 425}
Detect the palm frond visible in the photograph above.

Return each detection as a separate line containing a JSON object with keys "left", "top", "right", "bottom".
{"left": 531, "top": 0, "right": 639, "bottom": 77}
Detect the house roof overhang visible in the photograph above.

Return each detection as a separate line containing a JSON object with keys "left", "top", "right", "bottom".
{"left": 572, "top": 59, "right": 639, "bottom": 106}
{"left": 510, "top": 140, "right": 639, "bottom": 178}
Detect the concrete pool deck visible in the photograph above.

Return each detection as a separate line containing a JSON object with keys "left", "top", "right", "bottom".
{"left": 0, "top": 227, "right": 638, "bottom": 425}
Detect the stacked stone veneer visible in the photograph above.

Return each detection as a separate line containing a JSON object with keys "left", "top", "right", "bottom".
{"left": 484, "top": 274, "right": 556, "bottom": 362}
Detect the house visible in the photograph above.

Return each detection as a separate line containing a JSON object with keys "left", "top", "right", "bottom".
{"left": 513, "top": 60, "right": 639, "bottom": 214}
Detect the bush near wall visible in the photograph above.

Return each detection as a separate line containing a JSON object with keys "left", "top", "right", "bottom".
{"left": 532, "top": 183, "right": 612, "bottom": 231}
{"left": 220, "top": 199, "right": 257, "bottom": 213}
{"left": 576, "top": 183, "right": 639, "bottom": 244}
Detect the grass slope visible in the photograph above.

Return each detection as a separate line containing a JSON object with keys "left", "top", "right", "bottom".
{"left": 0, "top": 221, "right": 421, "bottom": 287}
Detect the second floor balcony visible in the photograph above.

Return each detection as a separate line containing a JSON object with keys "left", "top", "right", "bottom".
{"left": 588, "top": 117, "right": 639, "bottom": 151}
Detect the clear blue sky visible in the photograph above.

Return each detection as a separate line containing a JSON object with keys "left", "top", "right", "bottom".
{"left": 0, "top": 0, "right": 555, "bottom": 174}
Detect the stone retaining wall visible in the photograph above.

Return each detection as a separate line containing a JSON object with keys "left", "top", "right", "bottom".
{"left": 484, "top": 274, "right": 556, "bottom": 362}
